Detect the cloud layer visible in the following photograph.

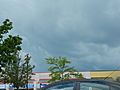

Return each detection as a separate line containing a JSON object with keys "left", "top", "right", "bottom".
{"left": 0, "top": 0, "right": 120, "bottom": 71}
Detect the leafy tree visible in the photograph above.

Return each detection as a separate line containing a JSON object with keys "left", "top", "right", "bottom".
{"left": 4, "top": 53, "right": 35, "bottom": 90}
{"left": 46, "top": 56, "right": 83, "bottom": 83}
{"left": 0, "top": 19, "right": 35, "bottom": 90}
{"left": 7, "top": 54, "right": 35, "bottom": 89}
{"left": 23, "top": 54, "right": 35, "bottom": 90}
{"left": 0, "top": 19, "right": 22, "bottom": 84}
{"left": 0, "top": 19, "right": 22, "bottom": 73}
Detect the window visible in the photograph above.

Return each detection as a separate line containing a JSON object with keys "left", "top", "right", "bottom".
{"left": 80, "top": 82, "right": 110, "bottom": 90}
{"left": 46, "top": 83, "right": 74, "bottom": 90}
{"left": 109, "top": 85, "right": 120, "bottom": 90}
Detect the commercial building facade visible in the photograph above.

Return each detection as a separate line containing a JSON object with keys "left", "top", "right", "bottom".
{"left": 31, "top": 70, "right": 120, "bottom": 84}
{"left": 0, "top": 70, "right": 120, "bottom": 89}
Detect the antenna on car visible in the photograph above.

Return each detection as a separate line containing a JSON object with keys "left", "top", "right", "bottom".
{"left": 104, "top": 66, "right": 120, "bottom": 80}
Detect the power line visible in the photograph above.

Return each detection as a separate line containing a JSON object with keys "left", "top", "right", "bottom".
{"left": 104, "top": 66, "right": 120, "bottom": 80}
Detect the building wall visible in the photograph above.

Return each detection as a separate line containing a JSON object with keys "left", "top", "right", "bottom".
{"left": 90, "top": 71, "right": 120, "bottom": 80}
{"left": 30, "top": 70, "right": 120, "bottom": 84}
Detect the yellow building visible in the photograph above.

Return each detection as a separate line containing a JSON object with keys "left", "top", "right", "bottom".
{"left": 31, "top": 70, "right": 120, "bottom": 84}
{"left": 90, "top": 70, "right": 120, "bottom": 80}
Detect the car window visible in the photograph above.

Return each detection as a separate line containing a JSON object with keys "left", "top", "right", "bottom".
{"left": 110, "top": 86, "right": 120, "bottom": 90}
{"left": 80, "top": 82, "right": 110, "bottom": 90}
{"left": 46, "top": 83, "right": 74, "bottom": 90}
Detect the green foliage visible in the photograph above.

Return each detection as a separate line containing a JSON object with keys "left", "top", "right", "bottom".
{"left": 3, "top": 53, "right": 35, "bottom": 89}
{"left": 69, "top": 72, "right": 84, "bottom": 79}
{"left": 0, "top": 19, "right": 35, "bottom": 90}
{"left": 4, "top": 54, "right": 35, "bottom": 89}
{"left": 0, "top": 19, "right": 12, "bottom": 38}
{"left": 46, "top": 56, "right": 83, "bottom": 83}
{"left": 0, "top": 19, "right": 22, "bottom": 72}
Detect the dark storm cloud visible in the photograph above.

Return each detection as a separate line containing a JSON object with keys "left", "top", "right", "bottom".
{"left": 1, "top": 0, "right": 120, "bottom": 71}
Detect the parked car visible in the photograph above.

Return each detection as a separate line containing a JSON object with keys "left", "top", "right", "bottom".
{"left": 41, "top": 79, "right": 120, "bottom": 90}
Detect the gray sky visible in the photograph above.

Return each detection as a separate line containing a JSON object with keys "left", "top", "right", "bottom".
{"left": 1, "top": 0, "right": 120, "bottom": 71}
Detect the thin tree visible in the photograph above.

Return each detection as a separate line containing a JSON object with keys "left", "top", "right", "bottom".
{"left": 46, "top": 56, "right": 83, "bottom": 83}
{"left": 24, "top": 54, "right": 35, "bottom": 90}
{"left": 5, "top": 53, "right": 35, "bottom": 90}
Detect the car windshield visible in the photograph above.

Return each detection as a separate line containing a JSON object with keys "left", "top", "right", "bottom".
{"left": 46, "top": 83, "right": 74, "bottom": 90}
{"left": 80, "top": 82, "right": 110, "bottom": 90}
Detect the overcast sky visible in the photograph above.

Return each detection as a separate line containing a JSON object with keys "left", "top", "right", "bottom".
{"left": 0, "top": 0, "right": 120, "bottom": 72}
